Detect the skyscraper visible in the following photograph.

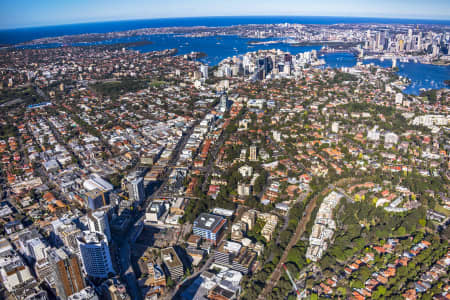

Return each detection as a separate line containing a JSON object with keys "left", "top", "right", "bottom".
{"left": 88, "top": 210, "right": 111, "bottom": 242}
{"left": 218, "top": 93, "right": 228, "bottom": 112}
{"left": 77, "top": 232, "right": 114, "bottom": 279}
{"left": 249, "top": 145, "right": 257, "bottom": 161}
{"left": 128, "top": 177, "right": 145, "bottom": 204}
{"left": 49, "top": 248, "right": 86, "bottom": 300}
{"left": 200, "top": 65, "right": 208, "bottom": 79}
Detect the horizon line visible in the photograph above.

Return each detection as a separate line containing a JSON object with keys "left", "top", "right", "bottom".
{"left": 1, "top": 14, "right": 450, "bottom": 31}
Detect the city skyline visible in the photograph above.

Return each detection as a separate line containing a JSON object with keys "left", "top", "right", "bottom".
{"left": 1, "top": 0, "right": 450, "bottom": 29}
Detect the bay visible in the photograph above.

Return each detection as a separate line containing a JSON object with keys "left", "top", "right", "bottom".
{"left": 1, "top": 16, "right": 449, "bottom": 95}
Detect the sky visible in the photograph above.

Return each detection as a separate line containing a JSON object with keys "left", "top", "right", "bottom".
{"left": 1, "top": 0, "right": 449, "bottom": 29}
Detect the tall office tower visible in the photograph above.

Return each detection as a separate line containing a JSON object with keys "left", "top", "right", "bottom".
{"left": 88, "top": 210, "right": 111, "bottom": 242}
{"left": 77, "top": 232, "right": 114, "bottom": 279}
{"left": 376, "top": 32, "right": 381, "bottom": 50}
{"left": 49, "top": 248, "right": 86, "bottom": 300}
{"left": 398, "top": 39, "right": 405, "bottom": 52}
{"left": 219, "top": 93, "right": 228, "bottom": 112}
{"left": 392, "top": 58, "right": 397, "bottom": 68}
{"left": 200, "top": 65, "right": 208, "bottom": 79}
{"left": 408, "top": 28, "right": 413, "bottom": 39}
{"left": 128, "top": 177, "right": 145, "bottom": 204}
{"left": 249, "top": 145, "right": 257, "bottom": 161}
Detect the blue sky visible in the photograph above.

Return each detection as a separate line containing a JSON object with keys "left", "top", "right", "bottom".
{"left": 1, "top": 0, "right": 449, "bottom": 29}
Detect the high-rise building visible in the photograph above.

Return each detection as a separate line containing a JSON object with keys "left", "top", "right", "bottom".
{"left": 49, "top": 248, "right": 86, "bottom": 300}
{"left": 77, "top": 232, "right": 114, "bottom": 279}
{"left": 128, "top": 177, "right": 145, "bottom": 204}
{"left": 200, "top": 65, "right": 208, "bottom": 79}
{"left": 376, "top": 32, "right": 381, "bottom": 50}
{"left": 218, "top": 93, "right": 229, "bottom": 113}
{"left": 88, "top": 210, "right": 111, "bottom": 242}
{"left": 249, "top": 145, "right": 257, "bottom": 161}
{"left": 398, "top": 39, "right": 405, "bottom": 52}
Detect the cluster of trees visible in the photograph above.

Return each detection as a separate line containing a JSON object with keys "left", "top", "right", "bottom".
{"left": 0, "top": 87, "right": 42, "bottom": 105}
{"left": 331, "top": 71, "right": 359, "bottom": 83}
{"left": 90, "top": 78, "right": 149, "bottom": 100}
{"left": 419, "top": 89, "right": 439, "bottom": 104}
{"left": 0, "top": 123, "right": 18, "bottom": 139}
{"left": 240, "top": 194, "right": 313, "bottom": 300}
{"left": 319, "top": 200, "right": 427, "bottom": 271}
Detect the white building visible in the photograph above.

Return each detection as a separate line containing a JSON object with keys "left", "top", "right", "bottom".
{"left": 128, "top": 177, "right": 145, "bottom": 204}
{"left": 237, "top": 183, "right": 251, "bottom": 197}
{"left": 238, "top": 165, "right": 253, "bottom": 178}
{"left": 83, "top": 174, "right": 113, "bottom": 193}
{"left": 384, "top": 131, "right": 399, "bottom": 145}
{"left": 395, "top": 93, "right": 403, "bottom": 105}
{"left": 367, "top": 126, "right": 380, "bottom": 141}
{"left": 331, "top": 122, "right": 339, "bottom": 133}
{"left": 67, "top": 287, "right": 99, "bottom": 300}
{"left": 88, "top": 210, "right": 111, "bottom": 242}
{"left": 27, "top": 238, "right": 47, "bottom": 262}
{"left": 272, "top": 130, "right": 281, "bottom": 142}
{"left": 412, "top": 115, "right": 449, "bottom": 127}
{"left": 200, "top": 65, "right": 208, "bottom": 79}
{"left": 0, "top": 252, "right": 35, "bottom": 293}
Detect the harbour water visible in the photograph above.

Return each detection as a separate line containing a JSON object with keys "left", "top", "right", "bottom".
{"left": 1, "top": 17, "right": 449, "bottom": 95}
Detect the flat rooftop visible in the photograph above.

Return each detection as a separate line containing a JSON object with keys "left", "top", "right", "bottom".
{"left": 161, "top": 247, "right": 182, "bottom": 269}
{"left": 194, "top": 213, "right": 225, "bottom": 231}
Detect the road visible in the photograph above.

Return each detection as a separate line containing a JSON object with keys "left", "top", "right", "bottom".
{"left": 117, "top": 242, "right": 142, "bottom": 300}
{"left": 113, "top": 120, "right": 200, "bottom": 298}
{"left": 168, "top": 205, "right": 245, "bottom": 299}
{"left": 149, "top": 120, "right": 200, "bottom": 201}
{"left": 201, "top": 131, "right": 227, "bottom": 192}
{"left": 169, "top": 255, "right": 215, "bottom": 299}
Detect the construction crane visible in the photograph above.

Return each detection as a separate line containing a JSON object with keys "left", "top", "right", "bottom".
{"left": 282, "top": 264, "right": 301, "bottom": 298}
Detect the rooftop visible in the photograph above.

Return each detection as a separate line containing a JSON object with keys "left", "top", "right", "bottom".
{"left": 194, "top": 213, "right": 225, "bottom": 231}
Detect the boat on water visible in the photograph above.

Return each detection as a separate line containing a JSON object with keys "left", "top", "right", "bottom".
{"left": 216, "top": 42, "right": 221, "bottom": 45}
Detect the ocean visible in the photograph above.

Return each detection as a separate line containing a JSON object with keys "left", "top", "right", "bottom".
{"left": 2, "top": 16, "right": 450, "bottom": 45}
{"left": 0, "top": 16, "right": 449, "bottom": 95}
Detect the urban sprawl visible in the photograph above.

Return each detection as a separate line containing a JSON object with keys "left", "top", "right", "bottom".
{"left": 0, "top": 22, "right": 449, "bottom": 300}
